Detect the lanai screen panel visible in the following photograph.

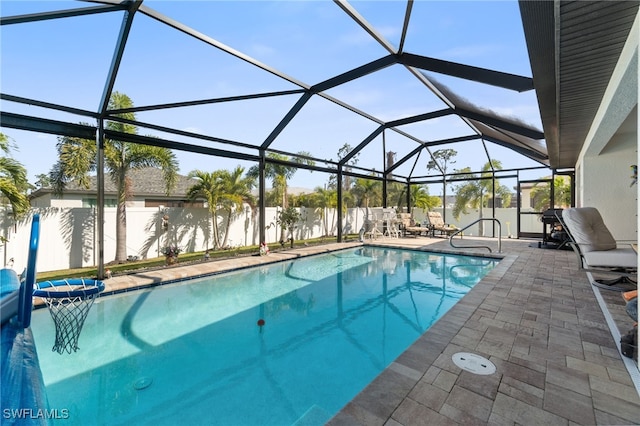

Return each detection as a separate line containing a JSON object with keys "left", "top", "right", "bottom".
{"left": 379, "top": 130, "right": 425, "bottom": 178}
{"left": 427, "top": 74, "right": 542, "bottom": 125}
{"left": 113, "top": 10, "right": 303, "bottom": 106}
{"left": 395, "top": 114, "right": 475, "bottom": 146}
{"left": 404, "top": 1, "right": 531, "bottom": 74}
{"left": 353, "top": 133, "right": 389, "bottom": 175}
{"left": 146, "top": 1, "right": 390, "bottom": 85}
{"left": 1, "top": 0, "right": 549, "bottom": 191}
{"left": 133, "top": 95, "right": 301, "bottom": 149}
{"left": 325, "top": 65, "right": 448, "bottom": 123}
{"left": 484, "top": 143, "right": 546, "bottom": 171}
{"left": 409, "top": 139, "right": 492, "bottom": 180}
{"left": 351, "top": 1, "right": 409, "bottom": 51}
{"left": 268, "top": 95, "right": 380, "bottom": 164}
{"left": 1, "top": 4, "right": 122, "bottom": 111}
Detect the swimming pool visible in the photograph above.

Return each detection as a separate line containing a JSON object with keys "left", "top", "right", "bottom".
{"left": 31, "top": 247, "right": 497, "bottom": 425}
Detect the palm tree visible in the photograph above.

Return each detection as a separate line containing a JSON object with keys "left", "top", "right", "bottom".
{"left": 217, "top": 166, "right": 256, "bottom": 248}
{"left": 247, "top": 152, "right": 314, "bottom": 209}
{"left": 386, "top": 181, "right": 406, "bottom": 209}
{"left": 452, "top": 160, "right": 511, "bottom": 236}
{"left": 50, "top": 92, "right": 178, "bottom": 263}
{"left": 410, "top": 184, "right": 441, "bottom": 211}
{"left": 309, "top": 186, "right": 337, "bottom": 237}
{"left": 353, "top": 177, "right": 381, "bottom": 209}
{"left": 530, "top": 176, "right": 572, "bottom": 211}
{"left": 247, "top": 151, "right": 314, "bottom": 242}
{"left": 187, "top": 170, "right": 224, "bottom": 249}
{"left": 0, "top": 133, "right": 30, "bottom": 220}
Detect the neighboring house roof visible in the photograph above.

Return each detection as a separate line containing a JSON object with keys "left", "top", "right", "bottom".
{"left": 29, "top": 168, "right": 197, "bottom": 199}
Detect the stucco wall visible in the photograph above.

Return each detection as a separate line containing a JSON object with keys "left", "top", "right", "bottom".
{"left": 576, "top": 12, "right": 638, "bottom": 242}
{"left": 581, "top": 131, "right": 637, "bottom": 240}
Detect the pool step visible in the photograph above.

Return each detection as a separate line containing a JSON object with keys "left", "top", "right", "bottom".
{"left": 293, "top": 404, "right": 332, "bottom": 426}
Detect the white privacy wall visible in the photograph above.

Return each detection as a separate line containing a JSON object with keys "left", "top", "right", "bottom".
{"left": 1, "top": 206, "right": 528, "bottom": 273}
{"left": 1, "top": 206, "right": 366, "bottom": 273}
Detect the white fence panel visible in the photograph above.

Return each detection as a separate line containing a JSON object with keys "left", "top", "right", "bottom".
{"left": 1, "top": 206, "right": 531, "bottom": 273}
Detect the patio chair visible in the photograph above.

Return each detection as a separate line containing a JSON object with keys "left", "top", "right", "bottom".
{"left": 560, "top": 207, "right": 637, "bottom": 290}
{"left": 397, "top": 213, "right": 428, "bottom": 237}
{"left": 426, "top": 212, "right": 460, "bottom": 238}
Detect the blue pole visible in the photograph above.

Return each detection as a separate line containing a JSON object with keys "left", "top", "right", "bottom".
{"left": 17, "top": 214, "right": 40, "bottom": 328}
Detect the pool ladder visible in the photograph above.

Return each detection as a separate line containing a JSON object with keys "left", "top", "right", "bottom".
{"left": 449, "top": 218, "right": 502, "bottom": 253}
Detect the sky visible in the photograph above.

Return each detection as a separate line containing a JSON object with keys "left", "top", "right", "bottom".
{"left": 0, "top": 0, "right": 549, "bottom": 194}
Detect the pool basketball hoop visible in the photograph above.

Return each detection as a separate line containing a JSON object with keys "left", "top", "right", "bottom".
{"left": 33, "top": 278, "right": 105, "bottom": 354}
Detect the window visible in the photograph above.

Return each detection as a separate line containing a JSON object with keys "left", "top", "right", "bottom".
{"left": 82, "top": 198, "right": 117, "bottom": 208}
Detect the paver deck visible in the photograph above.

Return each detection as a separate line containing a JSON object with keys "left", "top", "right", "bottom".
{"left": 84, "top": 236, "right": 640, "bottom": 425}
{"left": 331, "top": 236, "right": 640, "bottom": 426}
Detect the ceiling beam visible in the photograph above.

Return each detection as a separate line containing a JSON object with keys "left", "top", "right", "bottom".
{"left": 483, "top": 135, "right": 548, "bottom": 163}
{"left": 312, "top": 55, "right": 397, "bottom": 93}
{"left": 261, "top": 92, "right": 313, "bottom": 149}
{"left": 455, "top": 107, "right": 544, "bottom": 139}
{"left": 1, "top": 112, "right": 96, "bottom": 139}
{"left": 105, "top": 116, "right": 259, "bottom": 151}
{"left": 109, "top": 90, "right": 305, "bottom": 114}
{"left": 398, "top": 53, "right": 534, "bottom": 92}
{"left": 139, "top": 4, "right": 308, "bottom": 90}
{"left": 1, "top": 94, "right": 98, "bottom": 119}
{"left": 0, "top": 4, "right": 126, "bottom": 25}
{"left": 385, "top": 108, "right": 454, "bottom": 127}
{"left": 98, "top": 1, "right": 142, "bottom": 116}
{"left": 104, "top": 129, "right": 260, "bottom": 162}
{"left": 339, "top": 125, "right": 385, "bottom": 166}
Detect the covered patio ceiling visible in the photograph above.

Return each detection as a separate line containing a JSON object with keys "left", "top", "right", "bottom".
{"left": 1, "top": 0, "right": 551, "bottom": 186}
{"left": 519, "top": 0, "right": 639, "bottom": 169}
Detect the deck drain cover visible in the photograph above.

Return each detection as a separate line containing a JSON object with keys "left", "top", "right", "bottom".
{"left": 452, "top": 352, "right": 496, "bottom": 375}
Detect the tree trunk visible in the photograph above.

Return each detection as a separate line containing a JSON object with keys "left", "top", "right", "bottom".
{"left": 323, "top": 209, "right": 328, "bottom": 236}
{"left": 220, "top": 209, "right": 232, "bottom": 248}
{"left": 282, "top": 181, "right": 288, "bottom": 209}
{"left": 114, "top": 166, "right": 131, "bottom": 263}
{"left": 330, "top": 208, "right": 336, "bottom": 236}
{"left": 280, "top": 183, "right": 288, "bottom": 244}
{"left": 115, "top": 200, "right": 127, "bottom": 263}
{"left": 210, "top": 210, "right": 220, "bottom": 249}
{"left": 478, "top": 189, "right": 484, "bottom": 236}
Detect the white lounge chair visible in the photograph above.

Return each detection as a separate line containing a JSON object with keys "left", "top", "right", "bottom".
{"left": 560, "top": 207, "right": 637, "bottom": 290}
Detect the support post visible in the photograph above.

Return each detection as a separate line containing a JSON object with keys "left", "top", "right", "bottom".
{"left": 96, "top": 122, "right": 105, "bottom": 280}
{"left": 337, "top": 166, "right": 343, "bottom": 241}
{"left": 258, "top": 150, "right": 266, "bottom": 245}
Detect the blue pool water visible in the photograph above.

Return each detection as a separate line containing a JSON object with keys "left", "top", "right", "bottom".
{"left": 30, "top": 247, "right": 497, "bottom": 426}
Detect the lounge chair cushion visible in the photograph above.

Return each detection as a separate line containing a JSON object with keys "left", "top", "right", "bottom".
{"left": 583, "top": 247, "right": 637, "bottom": 268}
{"left": 562, "top": 207, "right": 617, "bottom": 252}
{"left": 427, "top": 212, "right": 459, "bottom": 235}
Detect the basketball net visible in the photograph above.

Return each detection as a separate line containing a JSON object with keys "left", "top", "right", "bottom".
{"left": 35, "top": 279, "right": 104, "bottom": 355}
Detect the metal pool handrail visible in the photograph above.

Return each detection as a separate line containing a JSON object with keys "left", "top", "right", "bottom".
{"left": 449, "top": 218, "right": 502, "bottom": 253}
